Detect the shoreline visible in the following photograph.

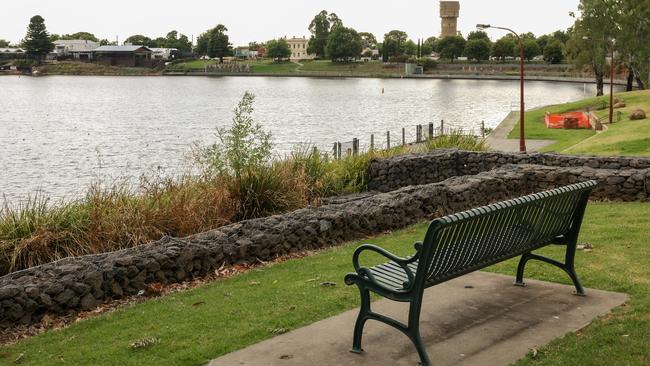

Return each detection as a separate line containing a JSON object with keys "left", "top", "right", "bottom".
{"left": 1, "top": 70, "right": 629, "bottom": 85}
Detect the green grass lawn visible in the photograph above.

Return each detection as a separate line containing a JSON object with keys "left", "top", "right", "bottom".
{"left": 249, "top": 60, "right": 299, "bottom": 74}
{"left": 509, "top": 90, "right": 650, "bottom": 154}
{"left": 298, "top": 60, "right": 400, "bottom": 76}
{"left": 1, "top": 202, "right": 648, "bottom": 365}
{"left": 564, "top": 91, "right": 650, "bottom": 156}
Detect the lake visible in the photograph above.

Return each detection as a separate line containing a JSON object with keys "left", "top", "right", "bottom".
{"left": 0, "top": 75, "right": 601, "bottom": 203}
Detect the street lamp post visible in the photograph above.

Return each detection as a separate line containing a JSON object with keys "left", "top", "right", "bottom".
{"left": 478, "top": 24, "right": 526, "bottom": 153}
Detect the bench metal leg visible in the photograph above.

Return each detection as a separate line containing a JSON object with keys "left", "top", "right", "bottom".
{"left": 407, "top": 327, "right": 431, "bottom": 366}
{"left": 351, "top": 288, "right": 371, "bottom": 354}
{"left": 514, "top": 249, "right": 585, "bottom": 296}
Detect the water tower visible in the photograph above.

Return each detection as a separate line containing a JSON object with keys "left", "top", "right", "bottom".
{"left": 440, "top": 1, "right": 460, "bottom": 38}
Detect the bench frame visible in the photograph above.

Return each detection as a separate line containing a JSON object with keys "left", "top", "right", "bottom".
{"left": 344, "top": 181, "right": 596, "bottom": 366}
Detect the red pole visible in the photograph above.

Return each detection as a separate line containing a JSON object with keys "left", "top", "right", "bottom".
{"left": 609, "top": 43, "right": 615, "bottom": 124}
{"left": 519, "top": 36, "right": 526, "bottom": 153}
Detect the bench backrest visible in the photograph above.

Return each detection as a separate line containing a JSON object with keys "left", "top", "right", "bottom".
{"left": 417, "top": 181, "right": 597, "bottom": 287}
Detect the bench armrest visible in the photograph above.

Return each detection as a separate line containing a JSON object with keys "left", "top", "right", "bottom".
{"left": 351, "top": 243, "right": 420, "bottom": 289}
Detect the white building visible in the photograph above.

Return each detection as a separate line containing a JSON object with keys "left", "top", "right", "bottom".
{"left": 150, "top": 48, "right": 178, "bottom": 60}
{"left": 285, "top": 37, "right": 315, "bottom": 61}
{"left": 53, "top": 40, "right": 99, "bottom": 59}
{"left": 0, "top": 48, "right": 24, "bottom": 54}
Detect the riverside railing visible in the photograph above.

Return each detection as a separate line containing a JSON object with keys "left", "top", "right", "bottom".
{"left": 331, "top": 119, "right": 488, "bottom": 160}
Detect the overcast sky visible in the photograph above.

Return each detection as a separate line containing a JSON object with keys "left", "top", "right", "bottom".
{"left": 1, "top": 1, "right": 579, "bottom": 46}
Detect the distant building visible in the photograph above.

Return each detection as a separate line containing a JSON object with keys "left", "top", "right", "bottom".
{"left": 53, "top": 40, "right": 99, "bottom": 60}
{"left": 440, "top": 1, "right": 460, "bottom": 38}
{"left": 0, "top": 48, "right": 24, "bottom": 60}
{"left": 285, "top": 37, "right": 314, "bottom": 61}
{"left": 93, "top": 45, "right": 153, "bottom": 67}
{"left": 257, "top": 47, "right": 267, "bottom": 58}
{"left": 361, "top": 48, "right": 380, "bottom": 61}
{"left": 0, "top": 48, "right": 24, "bottom": 54}
{"left": 234, "top": 47, "right": 258, "bottom": 59}
{"left": 150, "top": 48, "right": 178, "bottom": 60}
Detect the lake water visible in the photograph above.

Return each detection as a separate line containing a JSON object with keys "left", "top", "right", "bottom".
{"left": 0, "top": 75, "right": 601, "bottom": 203}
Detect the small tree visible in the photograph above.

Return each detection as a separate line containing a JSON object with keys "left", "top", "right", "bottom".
{"left": 196, "top": 92, "right": 272, "bottom": 179}
{"left": 266, "top": 39, "right": 291, "bottom": 61}
{"left": 23, "top": 15, "right": 54, "bottom": 60}
{"left": 491, "top": 37, "right": 516, "bottom": 61}
{"left": 0, "top": 39, "right": 10, "bottom": 47}
{"left": 467, "top": 31, "right": 490, "bottom": 43}
{"left": 196, "top": 24, "right": 231, "bottom": 62}
{"left": 522, "top": 39, "right": 541, "bottom": 61}
{"left": 326, "top": 26, "right": 362, "bottom": 61}
{"left": 544, "top": 40, "right": 564, "bottom": 64}
{"left": 464, "top": 39, "right": 491, "bottom": 62}
{"left": 437, "top": 35, "right": 466, "bottom": 62}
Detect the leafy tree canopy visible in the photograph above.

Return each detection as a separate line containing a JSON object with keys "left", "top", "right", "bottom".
{"left": 464, "top": 39, "right": 491, "bottom": 62}
{"left": 543, "top": 40, "right": 565, "bottom": 64}
{"left": 437, "top": 35, "right": 466, "bottom": 61}
{"left": 57, "top": 32, "right": 99, "bottom": 42}
{"left": 196, "top": 24, "right": 232, "bottom": 62}
{"left": 358, "top": 32, "right": 377, "bottom": 49}
{"left": 266, "top": 38, "right": 291, "bottom": 61}
{"left": 522, "top": 39, "right": 541, "bottom": 61}
{"left": 491, "top": 36, "right": 516, "bottom": 60}
{"left": 326, "top": 26, "right": 362, "bottom": 61}
{"left": 23, "top": 15, "right": 54, "bottom": 59}
{"left": 467, "top": 31, "right": 490, "bottom": 43}
{"left": 307, "top": 10, "right": 342, "bottom": 57}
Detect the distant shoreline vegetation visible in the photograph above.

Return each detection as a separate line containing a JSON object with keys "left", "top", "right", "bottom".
{"left": 0, "top": 92, "right": 487, "bottom": 276}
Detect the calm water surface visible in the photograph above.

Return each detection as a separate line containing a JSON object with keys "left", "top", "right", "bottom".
{"left": 0, "top": 75, "right": 600, "bottom": 203}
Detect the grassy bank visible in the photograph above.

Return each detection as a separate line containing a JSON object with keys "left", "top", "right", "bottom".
{"left": 508, "top": 90, "right": 650, "bottom": 153}
{"left": 1, "top": 202, "right": 647, "bottom": 365}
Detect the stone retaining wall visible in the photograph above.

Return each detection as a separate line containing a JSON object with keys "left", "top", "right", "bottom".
{"left": 368, "top": 149, "right": 650, "bottom": 195}
{"left": 2, "top": 152, "right": 650, "bottom": 328}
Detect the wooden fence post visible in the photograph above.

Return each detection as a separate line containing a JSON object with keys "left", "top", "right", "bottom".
{"left": 370, "top": 134, "right": 375, "bottom": 151}
{"left": 481, "top": 120, "right": 485, "bottom": 138}
{"left": 402, "top": 127, "right": 406, "bottom": 145}
{"left": 352, "top": 138, "right": 359, "bottom": 156}
{"left": 429, "top": 123, "right": 434, "bottom": 139}
{"left": 333, "top": 143, "right": 338, "bottom": 159}
{"left": 387, "top": 131, "right": 390, "bottom": 149}
{"left": 440, "top": 119, "right": 445, "bottom": 136}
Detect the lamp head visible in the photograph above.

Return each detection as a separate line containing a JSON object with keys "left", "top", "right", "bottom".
{"left": 476, "top": 24, "right": 491, "bottom": 30}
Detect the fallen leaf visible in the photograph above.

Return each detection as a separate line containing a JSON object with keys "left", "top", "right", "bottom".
{"left": 192, "top": 301, "right": 206, "bottom": 307}
{"left": 129, "top": 337, "right": 160, "bottom": 350}
{"left": 250, "top": 281, "right": 260, "bottom": 286}
{"left": 319, "top": 282, "right": 337, "bottom": 287}
{"left": 269, "top": 328, "right": 289, "bottom": 335}
{"left": 14, "top": 353, "right": 24, "bottom": 364}
{"left": 531, "top": 347, "right": 539, "bottom": 358}
{"left": 279, "top": 354, "right": 293, "bottom": 360}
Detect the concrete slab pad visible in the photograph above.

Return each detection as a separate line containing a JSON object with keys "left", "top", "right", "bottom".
{"left": 209, "top": 272, "right": 628, "bottom": 366}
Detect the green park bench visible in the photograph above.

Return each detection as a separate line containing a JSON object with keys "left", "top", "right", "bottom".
{"left": 344, "top": 180, "right": 598, "bottom": 366}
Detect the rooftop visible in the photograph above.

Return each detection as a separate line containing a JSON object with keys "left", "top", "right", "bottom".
{"left": 93, "top": 45, "right": 152, "bottom": 53}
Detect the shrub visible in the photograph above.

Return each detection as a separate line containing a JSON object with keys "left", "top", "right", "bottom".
{"left": 388, "top": 55, "right": 415, "bottom": 63}
{"left": 416, "top": 58, "right": 437, "bottom": 71}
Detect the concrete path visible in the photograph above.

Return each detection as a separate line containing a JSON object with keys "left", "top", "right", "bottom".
{"left": 209, "top": 272, "right": 627, "bottom": 366}
{"left": 486, "top": 112, "right": 554, "bottom": 152}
